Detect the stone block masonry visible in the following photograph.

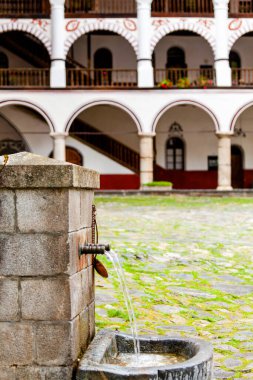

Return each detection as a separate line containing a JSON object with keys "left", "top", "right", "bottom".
{"left": 0, "top": 152, "right": 99, "bottom": 380}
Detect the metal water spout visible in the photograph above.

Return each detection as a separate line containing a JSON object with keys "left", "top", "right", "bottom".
{"left": 79, "top": 205, "right": 110, "bottom": 277}
{"left": 79, "top": 243, "right": 110, "bottom": 256}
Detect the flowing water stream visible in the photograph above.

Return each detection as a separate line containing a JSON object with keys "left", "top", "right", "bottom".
{"left": 105, "top": 250, "right": 140, "bottom": 355}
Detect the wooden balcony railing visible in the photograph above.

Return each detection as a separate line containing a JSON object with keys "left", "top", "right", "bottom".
{"left": 67, "top": 69, "right": 137, "bottom": 88}
{"left": 151, "top": 0, "right": 214, "bottom": 16}
{"left": 0, "top": 0, "right": 50, "bottom": 18}
{"left": 229, "top": 0, "right": 253, "bottom": 16}
{"left": 155, "top": 68, "right": 216, "bottom": 88}
{"left": 65, "top": 0, "right": 136, "bottom": 16}
{"left": 0, "top": 69, "right": 50, "bottom": 87}
{"left": 232, "top": 69, "right": 253, "bottom": 86}
{"left": 71, "top": 118, "right": 140, "bottom": 173}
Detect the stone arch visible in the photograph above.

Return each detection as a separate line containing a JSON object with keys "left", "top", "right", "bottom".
{"left": 0, "top": 99, "right": 55, "bottom": 133}
{"left": 65, "top": 100, "right": 142, "bottom": 133}
{"left": 228, "top": 22, "right": 253, "bottom": 51}
{"left": 0, "top": 113, "right": 31, "bottom": 153}
{"left": 64, "top": 21, "right": 138, "bottom": 57}
{"left": 230, "top": 101, "right": 253, "bottom": 132}
{"left": 0, "top": 21, "right": 51, "bottom": 54}
{"left": 152, "top": 100, "right": 219, "bottom": 132}
{"left": 151, "top": 22, "right": 215, "bottom": 55}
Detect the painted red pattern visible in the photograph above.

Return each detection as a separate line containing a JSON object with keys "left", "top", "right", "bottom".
{"left": 32, "top": 19, "right": 49, "bottom": 31}
{"left": 123, "top": 19, "right": 137, "bottom": 31}
{"left": 196, "top": 19, "right": 214, "bottom": 29}
{"left": 66, "top": 19, "right": 80, "bottom": 32}
{"left": 228, "top": 18, "right": 242, "bottom": 31}
{"left": 152, "top": 19, "right": 169, "bottom": 30}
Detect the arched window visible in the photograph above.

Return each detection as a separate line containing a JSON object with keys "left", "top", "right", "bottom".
{"left": 66, "top": 147, "right": 83, "bottom": 166}
{"left": 94, "top": 48, "right": 113, "bottom": 85}
{"left": 166, "top": 47, "right": 187, "bottom": 83}
{"left": 229, "top": 50, "right": 241, "bottom": 84}
{"left": 229, "top": 51, "right": 241, "bottom": 69}
{"left": 0, "top": 51, "right": 8, "bottom": 68}
{"left": 166, "top": 47, "right": 187, "bottom": 69}
{"left": 166, "top": 137, "right": 184, "bottom": 170}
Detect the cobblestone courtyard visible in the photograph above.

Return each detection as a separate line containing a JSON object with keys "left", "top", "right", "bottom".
{"left": 94, "top": 196, "right": 253, "bottom": 379}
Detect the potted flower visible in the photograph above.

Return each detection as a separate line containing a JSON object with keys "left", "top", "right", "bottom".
{"left": 158, "top": 79, "right": 173, "bottom": 89}
{"left": 197, "top": 76, "right": 213, "bottom": 89}
{"left": 176, "top": 77, "right": 191, "bottom": 88}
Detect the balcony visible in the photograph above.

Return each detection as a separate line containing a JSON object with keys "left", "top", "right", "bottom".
{"left": 0, "top": 0, "right": 50, "bottom": 18}
{"left": 1, "top": 67, "right": 253, "bottom": 88}
{"left": 0, "top": 69, "right": 50, "bottom": 87}
{"left": 151, "top": 0, "right": 214, "bottom": 16}
{"left": 155, "top": 68, "right": 216, "bottom": 88}
{"left": 67, "top": 69, "right": 137, "bottom": 88}
{"left": 1, "top": 0, "right": 253, "bottom": 19}
{"left": 0, "top": 0, "right": 136, "bottom": 18}
{"left": 65, "top": 0, "right": 136, "bottom": 17}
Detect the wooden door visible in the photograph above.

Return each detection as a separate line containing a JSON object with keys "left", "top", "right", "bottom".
{"left": 231, "top": 145, "right": 243, "bottom": 188}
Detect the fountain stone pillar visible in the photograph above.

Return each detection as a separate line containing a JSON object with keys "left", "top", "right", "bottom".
{"left": 0, "top": 152, "right": 99, "bottom": 380}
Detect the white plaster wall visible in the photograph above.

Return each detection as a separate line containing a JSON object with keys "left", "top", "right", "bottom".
{"left": 0, "top": 105, "right": 52, "bottom": 155}
{"left": 71, "top": 35, "right": 136, "bottom": 69}
{"left": 66, "top": 136, "right": 133, "bottom": 174}
{"left": 156, "top": 105, "right": 217, "bottom": 170}
{"left": 77, "top": 105, "right": 139, "bottom": 151}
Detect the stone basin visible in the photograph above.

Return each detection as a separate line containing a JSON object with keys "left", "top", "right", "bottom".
{"left": 77, "top": 329, "right": 213, "bottom": 379}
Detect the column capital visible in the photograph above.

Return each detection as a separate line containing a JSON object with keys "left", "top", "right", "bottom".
{"left": 213, "top": 0, "right": 229, "bottom": 8}
{"left": 138, "top": 132, "right": 156, "bottom": 138}
{"left": 136, "top": 0, "right": 153, "bottom": 8}
{"left": 49, "top": 0, "right": 65, "bottom": 6}
{"left": 50, "top": 132, "right": 68, "bottom": 139}
{"left": 216, "top": 132, "right": 233, "bottom": 138}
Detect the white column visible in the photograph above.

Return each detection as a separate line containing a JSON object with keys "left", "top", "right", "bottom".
{"left": 213, "top": 0, "right": 231, "bottom": 86}
{"left": 216, "top": 133, "right": 233, "bottom": 190}
{"left": 50, "top": 0, "right": 66, "bottom": 87}
{"left": 139, "top": 133, "right": 155, "bottom": 186}
{"left": 137, "top": 0, "right": 154, "bottom": 87}
{"left": 50, "top": 132, "right": 68, "bottom": 161}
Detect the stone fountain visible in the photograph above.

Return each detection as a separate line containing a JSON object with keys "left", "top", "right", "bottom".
{"left": 0, "top": 152, "right": 213, "bottom": 380}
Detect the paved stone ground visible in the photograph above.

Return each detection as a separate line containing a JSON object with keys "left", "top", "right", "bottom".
{"left": 94, "top": 196, "right": 253, "bottom": 379}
